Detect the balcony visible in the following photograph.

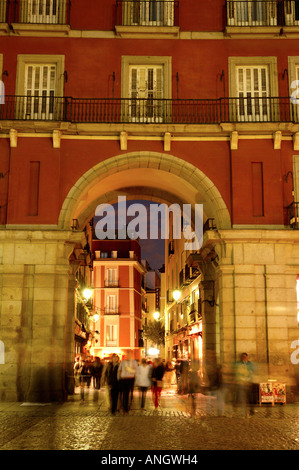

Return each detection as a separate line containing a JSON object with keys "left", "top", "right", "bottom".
{"left": 115, "top": 0, "right": 180, "bottom": 38}
{"left": 104, "top": 306, "right": 119, "bottom": 315}
{"left": 104, "top": 280, "right": 119, "bottom": 287}
{"left": 1, "top": 0, "right": 71, "bottom": 35}
{"left": 1, "top": 96, "right": 299, "bottom": 124}
{"left": 226, "top": 1, "right": 299, "bottom": 36}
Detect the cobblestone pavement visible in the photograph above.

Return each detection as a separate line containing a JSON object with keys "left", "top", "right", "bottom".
{"left": 0, "top": 386, "right": 298, "bottom": 451}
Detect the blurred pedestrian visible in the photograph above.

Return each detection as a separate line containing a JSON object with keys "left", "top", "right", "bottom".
{"left": 151, "top": 357, "right": 165, "bottom": 409}
{"left": 187, "top": 360, "right": 201, "bottom": 416}
{"left": 234, "top": 353, "right": 255, "bottom": 417}
{"left": 135, "top": 358, "right": 152, "bottom": 409}
{"left": 175, "top": 359, "right": 181, "bottom": 387}
{"left": 73, "top": 356, "right": 81, "bottom": 388}
{"left": 106, "top": 354, "right": 120, "bottom": 415}
{"left": 91, "top": 357, "right": 103, "bottom": 390}
{"left": 80, "top": 359, "right": 91, "bottom": 400}
{"left": 117, "top": 350, "right": 138, "bottom": 414}
{"left": 164, "top": 359, "right": 174, "bottom": 388}
{"left": 178, "top": 358, "right": 189, "bottom": 394}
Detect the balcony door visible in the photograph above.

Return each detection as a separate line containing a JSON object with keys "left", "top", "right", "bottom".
{"left": 125, "top": 1, "right": 174, "bottom": 27}
{"left": 236, "top": 66, "right": 270, "bottom": 122}
{"left": 129, "top": 64, "right": 163, "bottom": 122}
{"left": 27, "top": 0, "right": 59, "bottom": 24}
{"left": 106, "top": 294, "right": 118, "bottom": 314}
{"left": 24, "top": 64, "right": 57, "bottom": 120}
{"left": 227, "top": 1, "right": 277, "bottom": 26}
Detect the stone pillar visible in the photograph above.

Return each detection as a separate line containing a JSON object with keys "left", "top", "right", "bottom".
{"left": 0, "top": 229, "right": 82, "bottom": 402}
{"left": 215, "top": 229, "right": 299, "bottom": 395}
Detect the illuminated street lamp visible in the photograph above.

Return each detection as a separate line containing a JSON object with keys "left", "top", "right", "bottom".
{"left": 153, "top": 311, "right": 160, "bottom": 321}
{"left": 173, "top": 289, "right": 181, "bottom": 302}
{"left": 83, "top": 288, "right": 93, "bottom": 302}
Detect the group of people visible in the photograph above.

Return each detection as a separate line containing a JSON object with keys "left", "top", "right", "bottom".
{"left": 74, "top": 351, "right": 166, "bottom": 414}
{"left": 73, "top": 351, "right": 256, "bottom": 417}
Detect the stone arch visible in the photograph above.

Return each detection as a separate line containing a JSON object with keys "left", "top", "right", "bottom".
{"left": 58, "top": 151, "right": 231, "bottom": 230}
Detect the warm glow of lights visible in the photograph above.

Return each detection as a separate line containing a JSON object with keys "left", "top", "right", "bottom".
{"left": 83, "top": 288, "right": 93, "bottom": 301}
{"left": 153, "top": 311, "right": 160, "bottom": 320}
{"left": 93, "top": 314, "right": 99, "bottom": 322}
{"left": 173, "top": 290, "right": 181, "bottom": 302}
{"left": 148, "top": 347, "right": 160, "bottom": 356}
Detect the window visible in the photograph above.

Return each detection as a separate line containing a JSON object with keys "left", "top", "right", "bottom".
{"left": 121, "top": 0, "right": 174, "bottom": 27}
{"left": 288, "top": 57, "right": 299, "bottom": 123}
{"left": 24, "top": 64, "right": 56, "bottom": 119}
{"left": 105, "top": 294, "right": 118, "bottom": 314}
{"left": 227, "top": 1, "right": 277, "bottom": 27}
{"left": 122, "top": 56, "right": 172, "bottom": 123}
{"left": 19, "top": 0, "right": 67, "bottom": 25}
{"left": 16, "top": 54, "right": 65, "bottom": 120}
{"left": 106, "top": 324, "right": 118, "bottom": 347}
{"left": 285, "top": 1, "right": 299, "bottom": 26}
{"left": 129, "top": 65, "right": 163, "bottom": 122}
{"left": 229, "top": 57, "right": 278, "bottom": 123}
{"left": 105, "top": 268, "right": 118, "bottom": 287}
{"left": 236, "top": 66, "right": 270, "bottom": 121}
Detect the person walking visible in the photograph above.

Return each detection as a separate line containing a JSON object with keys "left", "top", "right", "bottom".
{"left": 117, "top": 350, "right": 138, "bottom": 414}
{"left": 91, "top": 357, "right": 103, "bottom": 390}
{"left": 234, "top": 352, "right": 255, "bottom": 417}
{"left": 151, "top": 357, "right": 165, "bottom": 409}
{"left": 135, "top": 358, "right": 152, "bottom": 409}
{"left": 106, "top": 354, "right": 120, "bottom": 415}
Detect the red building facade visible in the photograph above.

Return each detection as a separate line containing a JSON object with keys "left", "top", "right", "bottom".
{"left": 91, "top": 238, "right": 145, "bottom": 361}
{"left": 0, "top": 0, "right": 298, "bottom": 401}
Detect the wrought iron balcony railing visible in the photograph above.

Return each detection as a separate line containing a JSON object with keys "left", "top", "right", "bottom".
{"left": 116, "top": 0, "right": 179, "bottom": 27}
{"left": 1, "top": 95, "right": 299, "bottom": 124}
{"left": 104, "top": 307, "right": 119, "bottom": 315}
{"left": 1, "top": 0, "right": 71, "bottom": 25}
{"left": 226, "top": 0, "right": 299, "bottom": 27}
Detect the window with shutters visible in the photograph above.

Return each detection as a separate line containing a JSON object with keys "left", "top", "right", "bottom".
{"left": 288, "top": 57, "right": 299, "bottom": 123}
{"left": 284, "top": 1, "right": 299, "bottom": 25}
{"left": 19, "top": 0, "right": 67, "bottom": 25}
{"left": 227, "top": 1, "right": 277, "bottom": 27}
{"left": 229, "top": 57, "right": 278, "bottom": 123}
{"left": 236, "top": 66, "right": 270, "bottom": 121}
{"left": 24, "top": 64, "right": 56, "bottom": 119}
{"left": 122, "top": 56, "right": 172, "bottom": 124}
{"left": 16, "top": 55, "right": 65, "bottom": 121}
{"left": 105, "top": 294, "right": 118, "bottom": 314}
{"left": 106, "top": 324, "right": 118, "bottom": 347}
{"left": 105, "top": 268, "right": 118, "bottom": 287}
{"left": 121, "top": 0, "right": 175, "bottom": 27}
{"left": 129, "top": 65, "right": 163, "bottom": 122}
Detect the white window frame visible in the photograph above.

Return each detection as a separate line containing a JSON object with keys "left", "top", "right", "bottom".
{"left": 229, "top": 57, "right": 278, "bottom": 122}
{"left": 227, "top": 0, "right": 277, "bottom": 27}
{"left": 122, "top": 0, "right": 174, "bottom": 27}
{"left": 16, "top": 54, "right": 65, "bottom": 120}
{"left": 284, "top": 1, "right": 299, "bottom": 26}
{"left": 19, "top": 0, "right": 67, "bottom": 25}
{"left": 105, "top": 268, "right": 118, "bottom": 287}
{"left": 288, "top": 56, "right": 299, "bottom": 123}
{"left": 105, "top": 292, "right": 118, "bottom": 314}
{"left": 122, "top": 55, "right": 172, "bottom": 123}
{"left": 106, "top": 324, "right": 118, "bottom": 347}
